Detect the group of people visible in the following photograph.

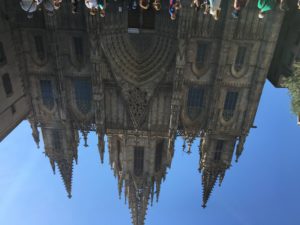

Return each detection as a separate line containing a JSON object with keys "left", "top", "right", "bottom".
{"left": 20, "top": 0, "right": 300, "bottom": 20}
{"left": 190, "top": 0, "right": 300, "bottom": 20}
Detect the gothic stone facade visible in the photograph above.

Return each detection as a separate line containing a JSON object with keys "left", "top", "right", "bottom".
{"left": 0, "top": 1, "right": 299, "bottom": 225}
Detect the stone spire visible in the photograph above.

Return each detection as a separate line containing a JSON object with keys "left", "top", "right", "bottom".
{"left": 201, "top": 169, "right": 219, "bottom": 208}
{"left": 57, "top": 159, "right": 73, "bottom": 198}
{"left": 218, "top": 169, "right": 226, "bottom": 187}
{"left": 49, "top": 158, "right": 56, "bottom": 174}
{"left": 236, "top": 135, "right": 246, "bottom": 162}
{"left": 28, "top": 118, "right": 40, "bottom": 148}
{"left": 128, "top": 178, "right": 150, "bottom": 225}
{"left": 98, "top": 133, "right": 105, "bottom": 164}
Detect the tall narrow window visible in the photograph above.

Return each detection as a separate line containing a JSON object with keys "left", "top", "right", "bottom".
{"left": 73, "top": 37, "right": 84, "bottom": 62}
{"left": 223, "top": 91, "right": 238, "bottom": 121}
{"left": 40, "top": 80, "right": 55, "bottom": 110}
{"left": 187, "top": 87, "right": 204, "bottom": 120}
{"left": 234, "top": 47, "right": 247, "bottom": 71}
{"left": 214, "top": 140, "right": 224, "bottom": 161}
{"left": 74, "top": 79, "right": 92, "bottom": 114}
{"left": 155, "top": 141, "right": 164, "bottom": 172}
{"left": 52, "top": 130, "right": 61, "bottom": 150}
{"left": 2, "top": 73, "right": 13, "bottom": 97}
{"left": 117, "top": 140, "right": 122, "bottom": 171}
{"left": 196, "top": 43, "right": 208, "bottom": 66}
{"left": 34, "top": 35, "right": 45, "bottom": 60}
{"left": 134, "top": 147, "right": 144, "bottom": 176}
{"left": 0, "top": 42, "right": 6, "bottom": 65}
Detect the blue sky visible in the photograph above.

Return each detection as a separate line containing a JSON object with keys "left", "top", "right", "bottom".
{"left": 0, "top": 81, "right": 300, "bottom": 225}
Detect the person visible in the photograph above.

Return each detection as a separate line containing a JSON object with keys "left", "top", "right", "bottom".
{"left": 85, "top": 0, "right": 98, "bottom": 15}
{"left": 298, "top": 0, "right": 300, "bottom": 10}
{"left": 257, "top": 0, "right": 287, "bottom": 19}
{"left": 53, "top": 0, "right": 62, "bottom": 9}
{"left": 71, "top": 0, "right": 79, "bottom": 14}
{"left": 43, "top": 0, "right": 55, "bottom": 15}
{"left": 139, "top": 0, "right": 150, "bottom": 9}
{"left": 20, "top": 0, "right": 43, "bottom": 15}
{"left": 169, "top": 0, "right": 181, "bottom": 20}
{"left": 209, "top": 0, "right": 221, "bottom": 20}
{"left": 152, "top": 0, "right": 161, "bottom": 11}
{"left": 232, "top": 0, "right": 248, "bottom": 19}
{"left": 98, "top": 0, "right": 106, "bottom": 17}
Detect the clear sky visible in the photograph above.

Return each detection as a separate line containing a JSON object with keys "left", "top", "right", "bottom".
{"left": 0, "top": 81, "right": 300, "bottom": 225}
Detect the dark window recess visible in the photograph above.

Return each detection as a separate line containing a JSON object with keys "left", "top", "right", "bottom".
{"left": 295, "top": 32, "right": 300, "bottom": 45}
{"left": 117, "top": 140, "right": 122, "bottom": 171}
{"left": 214, "top": 140, "right": 224, "bottom": 161}
{"left": 187, "top": 87, "right": 204, "bottom": 120}
{"left": 128, "top": 7, "right": 155, "bottom": 29}
{"left": 0, "top": 42, "right": 6, "bottom": 64}
{"left": 234, "top": 46, "right": 247, "bottom": 71}
{"left": 11, "top": 105, "right": 16, "bottom": 114}
{"left": 155, "top": 141, "right": 164, "bottom": 172}
{"left": 196, "top": 43, "right": 208, "bottom": 65}
{"left": 2, "top": 73, "right": 13, "bottom": 97}
{"left": 142, "top": 8, "right": 155, "bottom": 29}
{"left": 52, "top": 130, "right": 61, "bottom": 150}
{"left": 34, "top": 35, "right": 45, "bottom": 60}
{"left": 74, "top": 79, "right": 92, "bottom": 114}
{"left": 134, "top": 147, "right": 144, "bottom": 176}
{"left": 73, "top": 37, "right": 84, "bottom": 61}
{"left": 223, "top": 91, "right": 238, "bottom": 121}
{"left": 40, "top": 80, "right": 55, "bottom": 110}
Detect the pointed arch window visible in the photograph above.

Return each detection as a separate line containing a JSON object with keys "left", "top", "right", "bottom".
{"left": 187, "top": 87, "right": 204, "bottom": 120}
{"left": 74, "top": 79, "right": 92, "bottom": 114}
{"left": 40, "top": 80, "right": 55, "bottom": 110}
{"left": 223, "top": 91, "right": 238, "bottom": 121}
{"left": 155, "top": 141, "right": 164, "bottom": 172}
{"left": 117, "top": 140, "right": 122, "bottom": 171}
{"left": 134, "top": 147, "right": 144, "bottom": 176}
{"left": 73, "top": 37, "right": 84, "bottom": 62}
{"left": 196, "top": 42, "right": 208, "bottom": 66}
{"left": 0, "top": 42, "right": 6, "bottom": 65}
{"left": 214, "top": 140, "right": 224, "bottom": 161}
{"left": 234, "top": 47, "right": 247, "bottom": 71}
{"left": 52, "top": 130, "right": 61, "bottom": 150}
{"left": 34, "top": 35, "right": 45, "bottom": 60}
{"left": 2, "top": 73, "right": 13, "bottom": 97}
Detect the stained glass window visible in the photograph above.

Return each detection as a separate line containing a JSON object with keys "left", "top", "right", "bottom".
{"left": 74, "top": 79, "right": 92, "bottom": 114}
{"left": 196, "top": 43, "right": 208, "bottom": 65}
{"left": 134, "top": 147, "right": 144, "bottom": 176}
{"left": 187, "top": 87, "right": 204, "bottom": 120}
{"left": 40, "top": 80, "right": 54, "bottom": 110}
{"left": 155, "top": 141, "right": 164, "bottom": 172}
{"left": 223, "top": 91, "right": 238, "bottom": 121}
{"left": 2, "top": 73, "right": 13, "bottom": 97}
{"left": 52, "top": 130, "right": 61, "bottom": 150}
{"left": 73, "top": 37, "right": 83, "bottom": 62}
{"left": 117, "top": 140, "right": 122, "bottom": 171}
{"left": 34, "top": 35, "right": 45, "bottom": 60}
{"left": 234, "top": 47, "right": 247, "bottom": 71}
{"left": 214, "top": 140, "right": 224, "bottom": 161}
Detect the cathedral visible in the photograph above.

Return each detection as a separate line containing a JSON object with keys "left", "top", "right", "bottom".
{"left": 0, "top": 0, "right": 300, "bottom": 225}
